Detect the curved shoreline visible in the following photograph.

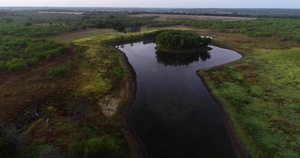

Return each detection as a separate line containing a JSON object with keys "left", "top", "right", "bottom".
{"left": 117, "top": 42, "right": 249, "bottom": 158}
{"left": 196, "top": 44, "right": 249, "bottom": 158}
{"left": 197, "top": 72, "right": 250, "bottom": 158}
{"left": 117, "top": 48, "right": 148, "bottom": 158}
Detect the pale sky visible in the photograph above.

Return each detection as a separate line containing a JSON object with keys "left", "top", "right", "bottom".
{"left": 0, "top": 0, "right": 299, "bottom": 8}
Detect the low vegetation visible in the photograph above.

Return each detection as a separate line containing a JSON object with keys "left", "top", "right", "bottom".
{"left": 199, "top": 33, "right": 300, "bottom": 158}
{"left": 0, "top": 37, "right": 70, "bottom": 72}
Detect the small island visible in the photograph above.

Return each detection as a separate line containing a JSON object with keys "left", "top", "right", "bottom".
{"left": 155, "top": 30, "right": 212, "bottom": 53}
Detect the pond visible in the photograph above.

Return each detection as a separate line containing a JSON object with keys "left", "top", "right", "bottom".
{"left": 118, "top": 41, "right": 242, "bottom": 158}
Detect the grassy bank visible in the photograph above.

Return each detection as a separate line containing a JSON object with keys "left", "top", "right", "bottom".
{"left": 0, "top": 29, "right": 143, "bottom": 157}
{"left": 199, "top": 33, "right": 300, "bottom": 157}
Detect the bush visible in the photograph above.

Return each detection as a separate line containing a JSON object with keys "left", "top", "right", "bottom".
{"left": 6, "top": 58, "right": 27, "bottom": 72}
{"left": 293, "top": 36, "right": 300, "bottom": 43}
{"left": 67, "top": 136, "right": 121, "bottom": 158}
{"left": 67, "top": 60, "right": 75, "bottom": 69}
{"left": 0, "top": 61, "right": 7, "bottom": 71}
{"left": 47, "top": 67, "right": 67, "bottom": 77}
{"left": 26, "top": 58, "right": 39, "bottom": 66}
{"left": 83, "top": 137, "right": 120, "bottom": 158}
{"left": 76, "top": 54, "right": 84, "bottom": 61}
{"left": 113, "top": 67, "right": 123, "bottom": 78}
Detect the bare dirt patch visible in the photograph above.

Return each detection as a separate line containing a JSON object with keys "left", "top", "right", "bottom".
{"left": 99, "top": 89, "right": 125, "bottom": 117}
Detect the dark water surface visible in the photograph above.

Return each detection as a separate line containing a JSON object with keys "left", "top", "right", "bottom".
{"left": 118, "top": 42, "right": 242, "bottom": 158}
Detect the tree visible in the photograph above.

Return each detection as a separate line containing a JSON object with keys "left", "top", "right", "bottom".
{"left": 155, "top": 30, "right": 212, "bottom": 51}
{"left": 116, "top": 25, "right": 126, "bottom": 32}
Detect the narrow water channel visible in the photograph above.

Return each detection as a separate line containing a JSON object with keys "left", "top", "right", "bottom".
{"left": 118, "top": 41, "right": 242, "bottom": 158}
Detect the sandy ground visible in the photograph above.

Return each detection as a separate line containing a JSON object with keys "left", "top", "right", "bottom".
{"left": 99, "top": 89, "right": 126, "bottom": 117}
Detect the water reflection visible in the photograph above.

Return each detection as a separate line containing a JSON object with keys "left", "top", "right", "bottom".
{"left": 155, "top": 50, "right": 211, "bottom": 66}
{"left": 142, "top": 39, "right": 155, "bottom": 45}
{"left": 119, "top": 42, "right": 242, "bottom": 158}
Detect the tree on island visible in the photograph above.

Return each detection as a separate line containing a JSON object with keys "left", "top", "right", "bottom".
{"left": 155, "top": 30, "right": 212, "bottom": 52}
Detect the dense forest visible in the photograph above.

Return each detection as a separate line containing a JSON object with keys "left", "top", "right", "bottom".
{"left": 150, "top": 18, "right": 300, "bottom": 42}
{"left": 155, "top": 30, "right": 212, "bottom": 50}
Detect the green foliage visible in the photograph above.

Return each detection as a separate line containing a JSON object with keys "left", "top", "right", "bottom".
{"left": 221, "top": 82, "right": 251, "bottom": 108}
{"left": 26, "top": 57, "right": 39, "bottom": 66}
{"left": 83, "top": 137, "right": 120, "bottom": 158}
{"left": 67, "top": 60, "right": 75, "bottom": 69}
{"left": 155, "top": 30, "right": 212, "bottom": 50}
{"left": 76, "top": 53, "right": 84, "bottom": 61}
{"left": 78, "top": 47, "right": 85, "bottom": 53}
{"left": 201, "top": 47, "right": 300, "bottom": 157}
{"left": 40, "top": 105, "right": 57, "bottom": 115}
{"left": 152, "top": 18, "right": 300, "bottom": 40}
{"left": 0, "top": 37, "right": 69, "bottom": 72}
{"left": 47, "top": 67, "right": 67, "bottom": 77}
{"left": 113, "top": 67, "right": 123, "bottom": 78}
{"left": 293, "top": 35, "right": 300, "bottom": 42}
{"left": 6, "top": 58, "right": 27, "bottom": 72}
{"left": 67, "top": 136, "right": 122, "bottom": 158}
{"left": 51, "top": 83, "right": 58, "bottom": 89}
{"left": 116, "top": 25, "right": 126, "bottom": 32}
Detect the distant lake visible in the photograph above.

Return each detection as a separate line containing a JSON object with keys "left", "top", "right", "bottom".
{"left": 118, "top": 41, "right": 242, "bottom": 158}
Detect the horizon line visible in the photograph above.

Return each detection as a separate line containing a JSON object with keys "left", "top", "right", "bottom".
{"left": 0, "top": 6, "right": 300, "bottom": 9}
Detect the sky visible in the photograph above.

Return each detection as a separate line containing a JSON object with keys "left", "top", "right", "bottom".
{"left": 0, "top": 0, "right": 299, "bottom": 8}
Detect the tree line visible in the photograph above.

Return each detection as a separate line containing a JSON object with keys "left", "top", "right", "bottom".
{"left": 155, "top": 30, "right": 212, "bottom": 50}
{"left": 150, "top": 18, "right": 300, "bottom": 42}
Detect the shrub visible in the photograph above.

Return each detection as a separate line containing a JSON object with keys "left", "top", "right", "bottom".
{"left": 76, "top": 53, "right": 84, "bottom": 61}
{"left": 113, "top": 67, "right": 123, "bottom": 78}
{"left": 6, "top": 58, "right": 27, "bottom": 72}
{"left": 83, "top": 137, "right": 120, "bottom": 158}
{"left": 0, "top": 61, "right": 7, "bottom": 71}
{"left": 293, "top": 36, "right": 300, "bottom": 43}
{"left": 67, "top": 60, "right": 75, "bottom": 69}
{"left": 78, "top": 47, "right": 85, "bottom": 53}
{"left": 47, "top": 67, "right": 67, "bottom": 77}
{"left": 26, "top": 58, "right": 39, "bottom": 66}
{"left": 67, "top": 136, "right": 121, "bottom": 158}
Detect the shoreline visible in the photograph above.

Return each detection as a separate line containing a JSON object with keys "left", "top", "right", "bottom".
{"left": 117, "top": 42, "right": 249, "bottom": 158}
{"left": 197, "top": 71, "right": 250, "bottom": 158}
{"left": 117, "top": 48, "right": 148, "bottom": 158}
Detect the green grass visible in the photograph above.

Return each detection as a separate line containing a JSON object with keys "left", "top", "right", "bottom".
{"left": 200, "top": 35, "right": 300, "bottom": 157}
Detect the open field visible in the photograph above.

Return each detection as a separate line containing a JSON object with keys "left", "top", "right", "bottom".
{"left": 199, "top": 32, "right": 300, "bottom": 158}
{"left": 45, "top": 29, "right": 113, "bottom": 45}
{"left": 130, "top": 14, "right": 255, "bottom": 21}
